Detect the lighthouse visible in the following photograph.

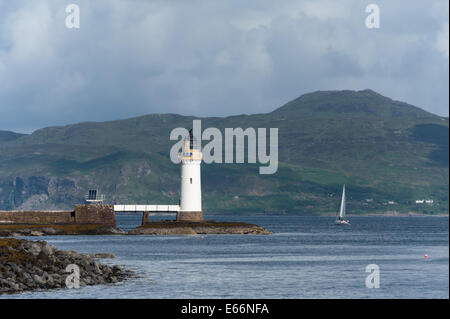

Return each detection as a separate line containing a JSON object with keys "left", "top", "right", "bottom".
{"left": 177, "top": 129, "right": 204, "bottom": 222}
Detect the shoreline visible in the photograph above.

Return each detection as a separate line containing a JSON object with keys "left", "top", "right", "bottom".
{"left": 204, "top": 212, "right": 449, "bottom": 217}
{"left": 0, "top": 224, "right": 126, "bottom": 237}
{"left": 0, "top": 212, "right": 447, "bottom": 238}
{"left": 0, "top": 220, "right": 272, "bottom": 237}
{"left": 0, "top": 205, "right": 272, "bottom": 237}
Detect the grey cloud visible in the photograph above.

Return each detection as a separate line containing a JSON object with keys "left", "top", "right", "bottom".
{"left": 0, "top": 0, "right": 448, "bottom": 133}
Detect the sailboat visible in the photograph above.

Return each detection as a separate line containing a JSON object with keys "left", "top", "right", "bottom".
{"left": 335, "top": 184, "right": 350, "bottom": 225}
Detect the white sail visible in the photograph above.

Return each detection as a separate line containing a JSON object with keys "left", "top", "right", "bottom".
{"left": 338, "top": 184, "right": 346, "bottom": 218}
{"left": 335, "top": 184, "right": 350, "bottom": 225}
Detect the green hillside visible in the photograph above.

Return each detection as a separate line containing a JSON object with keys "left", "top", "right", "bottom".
{"left": 0, "top": 131, "right": 26, "bottom": 143}
{"left": 0, "top": 90, "right": 448, "bottom": 215}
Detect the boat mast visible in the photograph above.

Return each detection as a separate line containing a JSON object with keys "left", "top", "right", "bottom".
{"left": 339, "top": 184, "right": 346, "bottom": 219}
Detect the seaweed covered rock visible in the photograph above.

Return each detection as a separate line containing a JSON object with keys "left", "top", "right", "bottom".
{"left": 0, "top": 238, "right": 129, "bottom": 295}
{"left": 0, "top": 226, "right": 125, "bottom": 237}
{"left": 129, "top": 221, "right": 272, "bottom": 235}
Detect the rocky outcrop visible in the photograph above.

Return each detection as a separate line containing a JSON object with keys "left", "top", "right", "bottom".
{"left": 87, "top": 252, "right": 116, "bottom": 259}
{"left": 0, "top": 238, "right": 130, "bottom": 295}
{"left": 129, "top": 221, "right": 272, "bottom": 235}
{"left": 0, "top": 225, "right": 125, "bottom": 237}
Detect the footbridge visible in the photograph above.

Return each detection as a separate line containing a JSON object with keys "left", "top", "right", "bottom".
{"left": 113, "top": 205, "right": 180, "bottom": 213}
{"left": 113, "top": 204, "right": 202, "bottom": 222}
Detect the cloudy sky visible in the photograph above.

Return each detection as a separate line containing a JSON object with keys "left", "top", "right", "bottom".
{"left": 0, "top": 0, "right": 448, "bottom": 133}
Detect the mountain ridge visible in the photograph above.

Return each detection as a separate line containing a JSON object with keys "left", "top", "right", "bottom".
{"left": 4, "top": 89, "right": 444, "bottom": 139}
{"left": 273, "top": 89, "right": 439, "bottom": 118}
{"left": 0, "top": 89, "right": 448, "bottom": 214}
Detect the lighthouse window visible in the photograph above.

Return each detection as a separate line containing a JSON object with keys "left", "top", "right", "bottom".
{"left": 190, "top": 178, "right": 192, "bottom": 184}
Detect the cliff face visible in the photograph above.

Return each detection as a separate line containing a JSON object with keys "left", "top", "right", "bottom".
{"left": 0, "top": 153, "right": 159, "bottom": 211}
{"left": 0, "top": 176, "right": 81, "bottom": 210}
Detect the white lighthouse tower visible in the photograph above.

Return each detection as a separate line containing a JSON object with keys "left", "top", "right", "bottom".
{"left": 177, "top": 129, "right": 204, "bottom": 222}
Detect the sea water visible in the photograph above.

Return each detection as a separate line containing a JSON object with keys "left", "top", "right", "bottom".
{"left": 2, "top": 214, "right": 448, "bottom": 299}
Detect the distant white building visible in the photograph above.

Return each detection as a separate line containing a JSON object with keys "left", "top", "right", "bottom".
{"left": 415, "top": 199, "right": 434, "bottom": 204}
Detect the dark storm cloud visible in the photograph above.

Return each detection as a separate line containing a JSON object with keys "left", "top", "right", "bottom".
{"left": 0, "top": 0, "right": 448, "bottom": 132}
